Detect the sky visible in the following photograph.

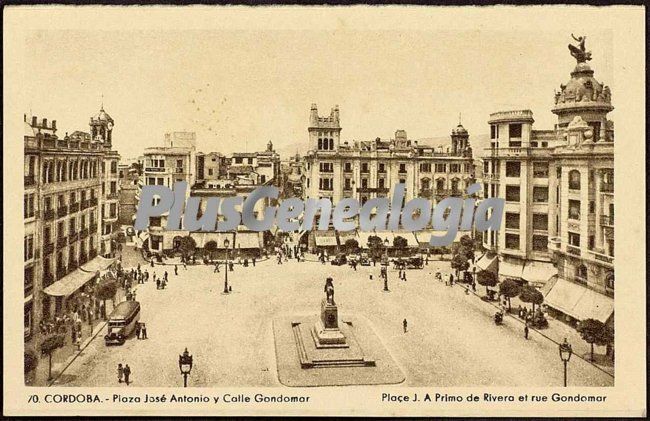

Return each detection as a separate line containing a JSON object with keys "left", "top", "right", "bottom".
{"left": 21, "top": 24, "right": 613, "bottom": 160}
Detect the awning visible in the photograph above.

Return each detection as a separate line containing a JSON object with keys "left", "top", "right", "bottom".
{"left": 201, "top": 232, "right": 235, "bottom": 249}
{"left": 499, "top": 259, "right": 524, "bottom": 279}
{"left": 393, "top": 231, "right": 419, "bottom": 247}
{"left": 337, "top": 230, "right": 358, "bottom": 242}
{"left": 79, "top": 256, "right": 116, "bottom": 273}
{"left": 357, "top": 231, "right": 393, "bottom": 248}
{"left": 521, "top": 260, "right": 557, "bottom": 287}
{"left": 235, "top": 232, "right": 262, "bottom": 249}
{"left": 315, "top": 232, "right": 338, "bottom": 247}
{"left": 544, "top": 278, "right": 614, "bottom": 323}
{"left": 43, "top": 269, "right": 96, "bottom": 297}
{"left": 476, "top": 253, "right": 498, "bottom": 273}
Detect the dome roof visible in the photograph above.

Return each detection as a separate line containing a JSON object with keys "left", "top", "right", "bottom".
{"left": 452, "top": 124, "right": 468, "bottom": 135}
{"left": 552, "top": 63, "right": 613, "bottom": 114}
{"left": 92, "top": 106, "right": 114, "bottom": 123}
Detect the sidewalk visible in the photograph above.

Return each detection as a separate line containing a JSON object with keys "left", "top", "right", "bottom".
{"left": 456, "top": 281, "right": 614, "bottom": 376}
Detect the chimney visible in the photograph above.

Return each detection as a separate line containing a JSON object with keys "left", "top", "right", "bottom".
{"left": 52, "top": 120, "right": 57, "bottom": 130}
{"left": 42, "top": 118, "right": 47, "bottom": 128}
{"left": 32, "top": 116, "right": 37, "bottom": 126}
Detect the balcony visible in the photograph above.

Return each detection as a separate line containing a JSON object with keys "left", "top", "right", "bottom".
{"left": 68, "top": 232, "right": 79, "bottom": 243}
{"left": 587, "top": 249, "right": 614, "bottom": 266}
{"left": 24, "top": 175, "right": 36, "bottom": 187}
{"left": 81, "top": 200, "right": 90, "bottom": 209}
{"left": 56, "top": 236, "right": 68, "bottom": 247}
{"left": 175, "top": 167, "right": 184, "bottom": 173}
{"left": 90, "top": 197, "right": 98, "bottom": 207}
{"left": 56, "top": 266, "right": 67, "bottom": 279}
{"left": 566, "top": 244, "right": 581, "bottom": 256}
{"left": 483, "top": 173, "right": 500, "bottom": 182}
{"left": 69, "top": 202, "right": 80, "bottom": 213}
{"left": 89, "top": 223, "right": 98, "bottom": 233}
{"left": 80, "top": 228, "right": 89, "bottom": 239}
{"left": 489, "top": 147, "right": 530, "bottom": 158}
{"left": 43, "top": 273, "right": 54, "bottom": 287}
{"left": 600, "top": 183, "right": 614, "bottom": 193}
{"left": 57, "top": 206, "right": 68, "bottom": 218}
{"left": 356, "top": 187, "right": 389, "bottom": 194}
{"left": 89, "top": 248, "right": 97, "bottom": 259}
{"left": 600, "top": 215, "right": 614, "bottom": 227}
{"left": 107, "top": 192, "right": 119, "bottom": 200}
{"left": 343, "top": 168, "right": 353, "bottom": 174}
{"left": 573, "top": 276, "right": 588, "bottom": 286}
{"left": 44, "top": 209, "right": 55, "bottom": 221}
{"left": 68, "top": 259, "right": 78, "bottom": 270}
{"left": 44, "top": 242, "right": 55, "bottom": 255}
{"left": 419, "top": 189, "right": 433, "bottom": 198}
{"left": 145, "top": 167, "right": 165, "bottom": 173}
{"left": 24, "top": 279, "right": 34, "bottom": 297}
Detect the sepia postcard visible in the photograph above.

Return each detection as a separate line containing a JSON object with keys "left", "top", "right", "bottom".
{"left": 3, "top": 4, "right": 646, "bottom": 417}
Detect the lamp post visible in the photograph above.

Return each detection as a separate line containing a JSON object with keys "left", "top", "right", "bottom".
{"left": 178, "top": 348, "right": 193, "bottom": 387}
{"left": 223, "top": 238, "right": 231, "bottom": 294}
{"left": 383, "top": 238, "right": 390, "bottom": 292}
{"left": 559, "top": 338, "right": 573, "bottom": 387}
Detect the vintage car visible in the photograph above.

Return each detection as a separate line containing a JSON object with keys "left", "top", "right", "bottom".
{"left": 405, "top": 256, "right": 424, "bottom": 269}
{"left": 105, "top": 301, "right": 141, "bottom": 346}
{"left": 331, "top": 254, "right": 347, "bottom": 266}
{"left": 359, "top": 253, "right": 371, "bottom": 266}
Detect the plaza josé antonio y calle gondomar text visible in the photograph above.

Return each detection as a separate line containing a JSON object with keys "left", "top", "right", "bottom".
{"left": 32, "top": 393, "right": 311, "bottom": 404}
{"left": 134, "top": 182, "right": 505, "bottom": 247}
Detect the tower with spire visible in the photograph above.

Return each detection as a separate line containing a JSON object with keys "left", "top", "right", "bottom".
{"left": 89, "top": 104, "right": 114, "bottom": 146}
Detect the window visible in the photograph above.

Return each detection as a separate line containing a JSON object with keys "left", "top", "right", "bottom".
{"left": 505, "top": 212, "right": 520, "bottom": 229}
{"left": 319, "top": 163, "right": 333, "bottom": 173}
{"left": 568, "top": 170, "right": 581, "bottom": 190}
{"left": 568, "top": 199, "right": 581, "bottom": 220}
{"left": 344, "top": 162, "right": 352, "bottom": 172}
{"left": 568, "top": 232, "right": 580, "bottom": 247}
{"left": 533, "top": 162, "right": 549, "bottom": 178}
{"left": 399, "top": 163, "right": 407, "bottom": 173}
{"left": 420, "top": 163, "right": 431, "bottom": 172}
{"left": 344, "top": 178, "right": 352, "bottom": 190}
{"left": 111, "top": 161, "right": 118, "bottom": 173}
{"left": 606, "top": 273, "right": 614, "bottom": 290}
{"left": 505, "top": 233, "right": 520, "bottom": 249}
{"left": 150, "top": 217, "right": 161, "bottom": 227}
{"left": 208, "top": 169, "right": 213, "bottom": 176}
{"left": 483, "top": 161, "right": 489, "bottom": 173}
{"left": 589, "top": 235, "right": 595, "bottom": 250}
{"left": 509, "top": 123, "right": 522, "bottom": 138}
{"left": 44, "top": 196, "right": 52, "bottom": 212}
{"left": 24, "top": 194, "right": 35, "bottom": 218}
{"left": 532, "top": 213, "right": 548, "bottom": 231}
{"left": 575, "top": 264, "right": 588, "bottom": 284}
{"left": 234, "top": 157, "right": 243, "bottom": 164}
{"left": 505, "top": 185, "right": 521, "bottom": 202}
{"left": 491, "top": 124, "right": 499, "bottom": 139}
{"left": 421, "top": 179, "right": 430, "bottom": 190}
{"left": 361, "top": 178, "right": 368, "bottom": 188}
{"left": 361, "top": 163, "right": 369, "bottom": 173}
{"left": 69, "top": 217, "right": 76, "bottom": 233}
{"left": 24, "top": 235, "right": 34, "bottom": 261}
{"left": 505, "top": 162, "right": 521, "bottom": 177}
{"left": 248, "top": 158, "right": 253, "bottom": 164}
{"left": 589, "top": 201, "right": 595, "bottom": 213}
{"left": 378, "top": 178, "right": 385, "bottom": 188}
{"left": 450, "top": 164, "right": 461, "bottom": 173}
{"left": 532, "top": 186, "right": 548, "bottom": 203}
{"left": 532, "top": 235, "right": 548, "bottom": 251}
{"left": 319, "top": 178, "right": 333, "bottom": 191}
{"left": 436, "top": 179, "right": 445, "bottom": 191}
{"left": 435, "top": 163, "right": 446, "bottom": 173}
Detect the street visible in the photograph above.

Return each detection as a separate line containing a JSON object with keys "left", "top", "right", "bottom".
{"left": 54, "top": 249, "right": 614, "bottom": 387}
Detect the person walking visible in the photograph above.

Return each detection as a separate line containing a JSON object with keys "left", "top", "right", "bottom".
{"left": 174, "top": 265, "right": 178, "bottom": 276}
{"left": 123, "top": 364, "right": 131, "bottom": 385}
{"left": 214, "top": 262, "right": 220, "bottom": 273}
{"left": 117, "top": 363, "right": 124, "bottom": 383}
{"left": 524, "top": 324, "right": 529, "bottom": 340}
{"left": 76, "top": 331, "right": 82, "bottom": 351}
{"left": 183, "top": 261, "right": 187, "bottom": 270}
{"left": 252, "top": 257, "right": 256, "bottom": 267}
{"left": 403, "top": 319, "right": 408, "bottom": 333}
{"left": 141, "top": 323, "right": 147, "bottom": 339}
{"left": 164, "top": 271, "right": 168, "bottom": 281}
{"left": 135, "top": 322, "right": 141, "bottom": 339}
{"left": 151, "top": 258, "right": 154, "bottom": 268}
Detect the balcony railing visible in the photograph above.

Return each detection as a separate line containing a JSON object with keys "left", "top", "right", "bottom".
{"left": 90, "top": 197, "right": 98, "bottom": 207}
{"left": 107, "top": 192, "right": 119, "bottom": 200}
{"left": 573, "top": 276, "right": 588, "bottom": 285}
{"left": 89, "top": 223, "right": 98, "bottom": 233}
{"left": 57, "top": 206, "right": 68, "bottom": 218}
{"left": 69, "top": 202, "right": 80, "bottom": 212}
{"left": 356, "top": 187, "right": 390, "bottom": 194}
{"left": 24, "top": 175, "right": 36, "bottom": 187}
{"left": 81, "top": 200, "right": 90, "bottom": 209}
{"left": 566, "top": 244, "right": 581, "bottom": 256}
{"left": 68, "top": 232, "right": 79, "bottom": 243}
{"left": 343, "top": 168, "right": 353, "bottom": 174}
{"left": 80, "top": 228, "right": 89, "bottom": 239}
{"left": 145, "top": 167, "right": 165, "bottom": 173}
{"left": 44, "top": 242, "right": 55, "bottom": 255}
{"left": 600, "top": 183, "right": 614, "bottom": 193}
{"left": 24, "top": 279, "right": 34, "bottom": 297}
{"left": 44, "top": 209, "right": 55, "bottom": 221}
{"left": 588, "top": 249, "right": 614, "bottom": 265}
{"left": 56, "top": 236, "right": 68, "bottom": 247}
{"left": 600, "top": 215, "right": 614, "bottom": 227}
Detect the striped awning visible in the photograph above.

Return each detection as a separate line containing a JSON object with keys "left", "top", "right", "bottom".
{"left": 43, "top": 269, "right": 96, "bottom": 297}
{"left": 544, "top": 279, "right": 614, "bottom": 323}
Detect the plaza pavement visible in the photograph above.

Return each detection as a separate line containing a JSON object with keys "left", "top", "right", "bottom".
{"left": 52, "top": 249, "right": 614, "bottom": 387}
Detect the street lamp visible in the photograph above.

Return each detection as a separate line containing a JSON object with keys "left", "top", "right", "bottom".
{"left": 223, "top": 238, "right": 231, "bottom": 294}
{"left": 178, "top": 348, "right": 193, "bottom": 387}
{"left": 383, "top": 238, "right": 390, "bottom": 292}
{"left": 559, "top": 338, "right": 573, "bottom": 387}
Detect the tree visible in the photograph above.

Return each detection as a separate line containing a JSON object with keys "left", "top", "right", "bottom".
{"left": 204, "top": 241, "right": 218, "bottom": 260}
{"left": 367, "top": 235, "right": 383, "bottom": 260}
{"left": 499, "top": 278, "right": 521, "bottom": 311}
{"left": 577, "top": 318, "right": 610, "bottom": 362}
{"left": 95, "top": 279, "right": 118, "bottom": 319}
{"left": 393, "top": 236, "right": 409, "bottom": 257}
{"left": 459, "top": 234, "right": 475, "bottom": 262}
{"left": 344, "top": 239, "right": 360, "bottom": 254}
{"left": 40, "top": 334, "right": 65, "bottom": 380}
{"left": 178, "top": 236, "right": 197, "bottom": 259}
{"left": 477, "top": 270, "right": 498, "bottom": 296}
{"left": 518, "top": 284, "right": 544, "bottom": 314}
{"left": 24, "top": 350, "right": 38, "bottom": 376}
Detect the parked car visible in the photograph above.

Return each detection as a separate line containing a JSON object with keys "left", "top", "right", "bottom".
{"left": 359, "top": 253, "right": 371, "bottom": 266}
{"left": 331, "top": 254, "right": 347, "bottom": 265}
{"left": 348, "top": 253, "right": 360, "bottom": 263}
{"left": 405, "top": 256, "right": 424, "bottom": 269}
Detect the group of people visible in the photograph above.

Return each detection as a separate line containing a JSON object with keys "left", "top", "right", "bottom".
{"left": 134, "top": 321, "right": 148, "bottom": 340}
{"left": 117, "top": 363, "right": 132, "bottom": 385}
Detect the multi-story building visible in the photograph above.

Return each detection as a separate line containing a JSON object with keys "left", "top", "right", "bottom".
{"left": 481, "top": 40, "right": 614, "bottom": 333}
{"left": 303, "top": 104, "right": 475, "bottom": 205}
{"left": 24, "top": 108, "right": 119, "bottom": 360}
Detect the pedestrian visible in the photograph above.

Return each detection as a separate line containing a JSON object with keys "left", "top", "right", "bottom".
{"left": 183, "top": 261, "right": 187, "bottom": 270}
{"left": 156, "top": 279, "right": 161, "bottom": 289}
{"left": 403, "top": 318, "right": 408, "bottom": 333}
{"left": 450, "top": 273, "right": 454, "bottom": 285}
{"left": 214, "top": 262, "right": 220, "bottom": 273}
{"left": 151, "top": 258, "right": 154, "bottom": 268}
{"left": 425, "top": 256, "right": 429, "bottom": 265}
{"left": 164, "top": 271, "right": 168, "bottom": 281}
{"left": 137, "top": 263, "right": 141, "bottom": 273}
{"left": 141, "top": 323, "right": 147, "bottom": 339}
{"left": 117, "top": 363, "right": 124, "bottom": 383}
{"left": 252, "top": 258, "right": 256, "bottom": 267}
{"left": 174, "top": 265, "right": 178, "bottom": 276}
{"left": 135, "top": 322, "right": 141, "bottom": 339}
{"left": 472, "top": 282, "right": 476, "bottom": 292}
{"left": 229, "top": 262, "right": 234, "bottom": 272}
{"left": 123, "top": 364, "right": 131, "bottom": 385}
{"left": 76, "top": 332, "right": 82, "bottom": 351}
{"left": 524, "top": 324, "right": 529, "bottom": 340}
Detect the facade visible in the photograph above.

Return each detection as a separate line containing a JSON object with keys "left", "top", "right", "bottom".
{"left": 481, "top": 42, "right": 614, "bottom": 331}
{"left": 23, "top": 108, "right": 119, "bottom": 359}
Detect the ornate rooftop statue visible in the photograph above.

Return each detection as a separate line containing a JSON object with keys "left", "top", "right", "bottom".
{"left": 568, "top": 34, "right": 592, "bottom": 63}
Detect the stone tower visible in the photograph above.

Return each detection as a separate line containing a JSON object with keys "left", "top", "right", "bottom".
{"left": 89, "top": 105, "right": 114, "bottom": 147}
{"left": 450, "top": 122, "right": 469, "bottom": 156}
{"left": 308, "top": 103, "right": 341, "bottom": 152}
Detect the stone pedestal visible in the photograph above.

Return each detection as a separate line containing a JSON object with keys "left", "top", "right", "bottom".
{"left": 312, "top": 299, "right": 347, "bottom": 347}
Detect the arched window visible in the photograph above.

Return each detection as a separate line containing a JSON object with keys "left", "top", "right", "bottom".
{"left": 569, "top": 170, "right": 581, "bottom": 190}
{"left": 575, "top": 264, "right": 588, "bottom": 283}
{"left": 317, "top": 138, "right": 323, "bottom": 150}
{"left": 451, "top": 178, "right": 459, "bottom": 192}
{"left": 421, "top": 178, "right": 430, "bottom": 190}
{"left": 329, "top": 138, "right": 334, "bottom": 150}
{"left": 436, "top": 178, "right": 445, "bottom": 191}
